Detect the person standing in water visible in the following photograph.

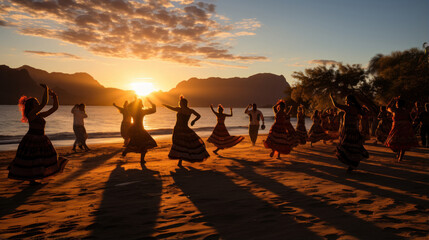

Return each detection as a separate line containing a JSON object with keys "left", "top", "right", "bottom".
{"left": 207, "top": 104, "right": 244, "bottom": 155}
{"left": 122, "top": 98, "right": 157, "bottom": 166}
{"left": 8, "top": 84, "right": 68, "bottom": 184}
{"left": 164, "top": 96, "right": 209, "bottom": 167}
{"left": 330, "top": 94, "right": 369, "bottom": 173}
{"left": 245, "top": 103, "right": 265, "bottom": 146}
{"left": 113, "top": 101, "right": 132, "bottom": 146}
{"left": 71, "top": 103, "right": 90, "bottom": 151}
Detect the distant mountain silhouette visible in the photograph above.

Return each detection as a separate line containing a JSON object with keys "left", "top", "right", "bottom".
{"left": 150, "top": 73, "right": 291, "bottom": 107}
{"left": 0, "top": 65, "right": 290, "bottom": 106}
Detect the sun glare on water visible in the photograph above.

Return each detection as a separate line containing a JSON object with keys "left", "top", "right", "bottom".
{"left": 130, "top": 81, "right": 156, "bottom": 96}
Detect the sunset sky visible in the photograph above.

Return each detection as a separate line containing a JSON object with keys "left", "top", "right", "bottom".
{"left": 0, "top": 0, "right": 428, "bottom": 92}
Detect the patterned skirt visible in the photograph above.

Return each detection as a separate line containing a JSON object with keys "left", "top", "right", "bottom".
{"left": 336, "top": 125, "right": 369, "bottom": 169}
{"left": 308, "top": 124, "right": 330, "bottom": 143}
{"left": 125, "top": 125, "right": 157, "bottom": 153}
{"left": 295, "top": 124, "right": 308, "bottom": 145}
{"left": 385, "top": 120, "right": 419, "bottom": 152}
{"left": 169, "top": 126, "right": 210, "bottom": 162}
{"left": 264, "top": 122, "right": 292, "bottom": 154}
{"left": 207, "top": 123, "right": 244, "bottom": 149}
{"left": 375, "top": 120, "right": 392, "bottom": 143}
{"left": 8, "top": 133, "right": 68, "bottom": 180}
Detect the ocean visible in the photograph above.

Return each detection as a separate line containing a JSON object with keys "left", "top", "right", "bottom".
{"left": 0, "top": 105, "right": 313, "bottom": 151}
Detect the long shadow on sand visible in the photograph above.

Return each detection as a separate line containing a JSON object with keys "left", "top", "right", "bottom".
{"left": 90, "top": 162, "right": 162, "bottom": 239}
{"left": 0, "top": 184, "right": 44, "bottom": 220}
{"left": 290, "top": 151, "right": 429, "bottom": 201}
{"left": 54, "top": 149, "right": 121, "bottom": 187}
{"left": 172, "top": 167, "right": 321, "bottom": 240}
{"left": 225, "top": 159, "right": 404, "bottom": 240}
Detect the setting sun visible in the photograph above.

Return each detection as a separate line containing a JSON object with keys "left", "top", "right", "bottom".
{"left": 130, "top": 82, "right": 156, "bottom": 96}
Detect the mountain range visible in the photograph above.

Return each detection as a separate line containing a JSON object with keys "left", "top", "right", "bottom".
{"left": 0, "top": 65, "right": 290, "bottom": 107}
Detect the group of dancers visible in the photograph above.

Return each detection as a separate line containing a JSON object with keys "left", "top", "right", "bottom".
{"left": 6, "top": 84, "right": 427, "bottom": 184}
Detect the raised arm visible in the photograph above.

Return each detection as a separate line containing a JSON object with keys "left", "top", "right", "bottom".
{"left": 330, "top": 94, "right": 347, "bottom": 111}
{"left": 226, "top": 107, "right": 233, "bottom": 117}
{"left": 144, "top": 98, "right": 156, "bottom": 115}
{"left": 112, "top": 103, "right": 124, "bottom": 112}
{"left": 286, "top": 105, "right": 293, "bottom": 115}
{"left": 244, "top": 104, "right": 251, "bottom": 114}
{"left": 386, "top": 97, "right": 396, "bottom": 113}
{"left": 28, "top": 84, "right": 49, "bottom": 119}
{"left": 272, "top": 102, "right": 280, "bottom": 114}
{"left": 39, "top": 90, "right": 59, "bottom": 118}
{"left": 163, "top": 104, "right": 179, "bottom": 112}
{"left": 190, "top": 109, "right": 201, "bottom": 126}
{"left": 210, "top": 104, "right": 218, "bottom": 115}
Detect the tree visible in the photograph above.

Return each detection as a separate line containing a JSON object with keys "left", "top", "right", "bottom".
{"left": 367, "top": 48, "right": 429, "bottom": 104}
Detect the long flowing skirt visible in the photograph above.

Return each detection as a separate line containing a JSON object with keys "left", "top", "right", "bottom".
{"left": 336, "top": 125, "right": 369, "bottom": 169}
{"left": 169, "top": 126, "right": 210, "bottom": 162}
{"left": 264, "top": 122, "right": 292, "bottom": 154}
{"left": 125, "top": 125, "right": 157, "bottom": 153}
{"left": 375, "top": 120, "right": 392, "bottom": 143}
{"left": 207, "top": 123, "right": 244, "bottom": 149}
{"left": 295, "top": 124, "right": 308, "bottom": 145}
{"left": 8, "top": 133, "right": 68, "bottom": 180}
{"left": 120, "top": 121, "right": 131, "bottom": 140}
{"left": 385, "top": 120, "right": 419, "bottom": 152}
{"left": 308, "top": 124, "right": 330, "bottom": 143}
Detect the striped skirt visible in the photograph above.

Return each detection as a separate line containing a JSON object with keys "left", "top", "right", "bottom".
{"left": 8, "top": 133, "right": 68, "bottom": 180}
{"left": 125, "top": 125, "right": 157, "bottom": 153}
{"left": 308, "top": 124, "right": 330, "bottom": 143}
{"left": 207, "top": 123, "right": 244, "bottom": 149}
{"left": 295, "top": 124, "right": 308, "bottom": 145}
{"left": 264, "top": 122, "right": 292, "bottom": 154}
{"left": 336, "top": 125, "right": 369, "bottom": 169}
{"left": 169, "top": 126, "right": 210, "bottom": 162}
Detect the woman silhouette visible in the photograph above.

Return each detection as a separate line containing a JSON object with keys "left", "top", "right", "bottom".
{"left": 163, "top": 96, "right": 209, "bottom": 167}
{"left": 113, "top": 101, "right": 131, "bottom": 146}
{"left": 122, "top": 98, "right": 157, "bottom": 165}
{"left": 207, "top": 104, "right": 244, "bottom": 154}
{"left": 295, "top": 105, "right": 308, "bottom": 145}
{"left": 330, "top": 94, "right": 369, "bottom": 172}
{"left": 263, "top": 100, "right": 293, "bottom": 159}
{"left": 8, "top": 84, "right": 68, "bottom": 184}
{"left": 385, "top": 97, "right": 419, "bottom": 162}
{"left": 308, "top": 110, "right": 330, "bottom": 147}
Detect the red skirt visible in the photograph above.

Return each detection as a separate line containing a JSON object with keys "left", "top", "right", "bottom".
{"left": 207, "top": 123, "right": 244, "bottom": 149}
{"left": 385, "top": 120, "right": 419, "bottom": 152}
{"left": 9, "top": 133, "right": 68, "bottom": 180}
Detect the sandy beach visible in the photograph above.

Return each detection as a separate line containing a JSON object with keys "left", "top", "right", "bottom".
{"left": 0, "top": 136, "right": 428, "bottom": 239}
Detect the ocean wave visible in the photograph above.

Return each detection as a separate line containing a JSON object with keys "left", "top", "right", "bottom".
{"left": 0, "top": 126, "right": 249, "bottom": 145}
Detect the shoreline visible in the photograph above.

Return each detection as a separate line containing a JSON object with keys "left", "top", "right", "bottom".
{"left": 0, "top": 136, "right": 428, "bottom": 239}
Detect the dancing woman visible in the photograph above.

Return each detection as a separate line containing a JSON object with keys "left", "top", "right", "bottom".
{"left": 295, "top": 105, "right": 308, "bottom": 145}
{"left": 122, "top": 98, "right": 157, "bottom": 165}
{"left": 264, "top": 100, "right": 292, "bottom": 159}
{"left": 71, "top": 103, "right": 90, "bottom": 151}
{"left": 330, "top": 94, "right": 368, "bottom": 173}
{"left": 113, "top": 101, "right": 132, "bottom": 146}
{"left": 308, "top": 110, "right": 330, "bottom": 147}
{"left": 164, "top": 96, "right": 209, "bottom": 167}
{"left": 8, "top": 84, "right": 68, "bottom": 184}
{"left": 207, "top": 104, "right": 244, "bottom": 155}
{"left": 374, "top": 106, "right": 392, "bottom": 144}
{"left": 385, "top": 97, "right": 419, "bottom": 162}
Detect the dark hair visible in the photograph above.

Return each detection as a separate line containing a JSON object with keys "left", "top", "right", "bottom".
{"left": 179, "top": 95, "right": 188, "bottom": 107}
{"left": 18, "top": 96, "right": 37, "bottom": 123}
{"left": 346, "top": 95, "right": 363, "bottom": 115}
{"left": 218, "top": 104, "right": 224, "bottom": 111}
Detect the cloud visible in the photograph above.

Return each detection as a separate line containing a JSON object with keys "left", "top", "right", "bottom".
{"left": 24, "top": 50, "right": 82, "bottom": 59}
{"left": 1, "top": 0, "right": 266, "bottom": 66}
{"left": 309, "top": 59, "right": 340, "bottom": 65}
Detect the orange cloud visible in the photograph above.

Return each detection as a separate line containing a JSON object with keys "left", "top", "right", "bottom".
{"left": 1, "top": 0, "right": 266, "bottom": 65}
{"left": 308, "top": 59, "right": 340, "bottom": 65}
{"left": 24, "top": 50, "right": 83, "bottom": 59}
